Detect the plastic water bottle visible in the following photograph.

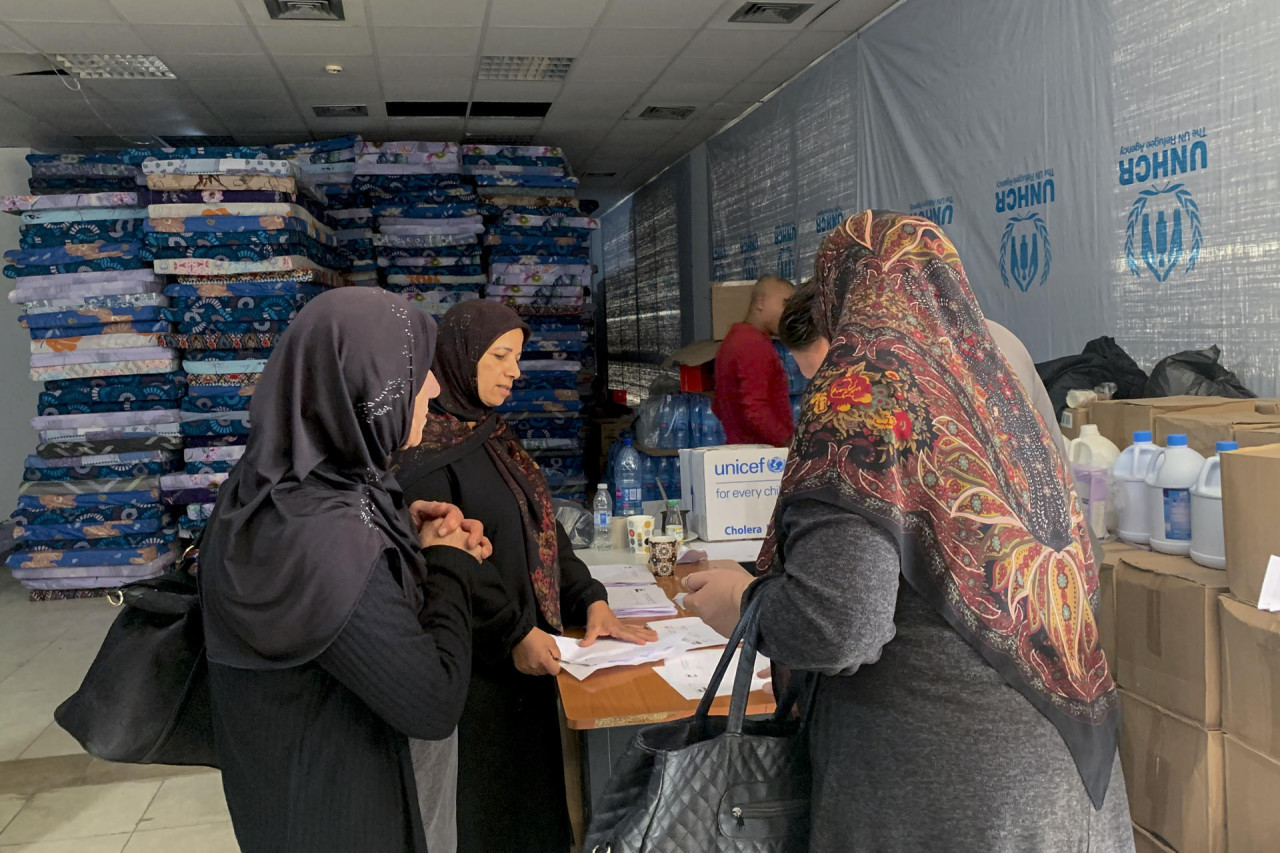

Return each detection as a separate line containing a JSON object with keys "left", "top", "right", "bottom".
{"left": 1190, "top": 441, "right": 1234, "bottom": 569}
{"left": 592, "top": 484, "right": 612, "bottom": 551}
{"left": 671, "top": 396, "right": 690, "bottom": 449}
{"left": 688, "top": 396, "right": 704, "bottom": 448}
{"left": 656, "top": 396, "right": 674, "bottom": 450}
{"left": 1144, "top": 434, "right": 1205, "bottom": 556}
{"left": 615, "top": 437, "right": 644, "bottom": 516}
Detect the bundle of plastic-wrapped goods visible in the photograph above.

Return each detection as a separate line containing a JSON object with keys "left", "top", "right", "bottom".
{"left": 3, "top": 174, "right": 180, "bottom": 600}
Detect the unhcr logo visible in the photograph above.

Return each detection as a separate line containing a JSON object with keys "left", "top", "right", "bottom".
{"left": 1124, "top": 183, "right": 1202, "bottom": 281}
{"left": 999, "top": 213, "right": 1051, "bottom": 292}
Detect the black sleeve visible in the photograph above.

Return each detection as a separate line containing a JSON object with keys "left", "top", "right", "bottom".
{"left": 470, "top": 555, "right": 537, "bottom": 665}
{"left": 556, "top": 520, "right": 608, "bottom": 627}
{"left": 318, "top": 547, "right": 479, "bottom": 741}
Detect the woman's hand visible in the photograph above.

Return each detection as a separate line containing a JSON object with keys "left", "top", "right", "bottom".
{"left": 512, "top": 627, "right": 561, "bottom": 676}
{"left": 412, "top": 501, "right": 491, "bottom": 561}
{"left": 410, "top": 500, "right": 465, "bottom": 540}
{"left": 683, "top": 567, "right": 756, "bottom": 638}
{"left": 580, "top": 601, "right": 659, "bottom": 647}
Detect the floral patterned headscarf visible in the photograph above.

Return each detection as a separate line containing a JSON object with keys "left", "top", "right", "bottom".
{"left": 757, "top": 210, "right": 1119, "bottom": 807}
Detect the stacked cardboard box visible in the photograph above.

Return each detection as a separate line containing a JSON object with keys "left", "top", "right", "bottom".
{"left": 1152, "top": 410, "right": 1280, "bottom": 457}
{"left": 1114, "top": 550, "right": 1228, "bottom": 851}
{"left": 1221, "top": 445, "right": 1280, "bottom": 607}
{"left": 1090, "top": 397, "right": 1256, "bottom": 450}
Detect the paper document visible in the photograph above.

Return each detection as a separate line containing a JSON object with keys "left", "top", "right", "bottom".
{"left": 607, "top": 584, "right": 678, "bottom": 618}
{"left": 677, "top": 539, "right": 766, "bottom": 564}
{"left": 646, "top": 616, "right": 729, "bottom": 650}
{"left": 653, "top": 647, "right": 770, "bottom": 701}
{"left": 587, "top": 563, "right": 656, "bottom": 586}
{"left": 553, "top": 634, "right": 685, "bottom": 680}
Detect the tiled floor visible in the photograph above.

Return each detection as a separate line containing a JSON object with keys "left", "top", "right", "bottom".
{"left": 0, "top": 575, "right": 240, "bottom": 851}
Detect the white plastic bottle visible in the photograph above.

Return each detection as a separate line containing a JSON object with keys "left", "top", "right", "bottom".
{"left": 592, "top": 484, "right": 612, "bottom": 551}
{"left": 1066, "top": 425, "right": 1120, "bottom": 539}
{"left": 1190, "top": 441, "right": 1235, "bottom": 569}
{"left": 1112, "top": 431, "right": 1160, "bottom": 544}
{"left": 1144, "top": 434, "right": 1205, "bottom": 556}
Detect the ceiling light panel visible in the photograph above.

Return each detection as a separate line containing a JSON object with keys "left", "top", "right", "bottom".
{"left": 53, "top": 54, "right": 175, "bottom": 79}
{"left": 478, "top": 56, "right": 575, "bottom": 82}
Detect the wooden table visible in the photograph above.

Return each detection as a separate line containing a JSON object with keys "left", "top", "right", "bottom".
{"left": 557, "top": 552, "right": 775, "bottom": 841}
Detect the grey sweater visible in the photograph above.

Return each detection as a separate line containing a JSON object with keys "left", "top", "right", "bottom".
{"left": 753, "top": 499, "right": 1135, "bottom": 853}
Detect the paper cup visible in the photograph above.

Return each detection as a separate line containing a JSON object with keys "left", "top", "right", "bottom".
{"left": 626, "top": 515, "right": 655, "bottom": 555}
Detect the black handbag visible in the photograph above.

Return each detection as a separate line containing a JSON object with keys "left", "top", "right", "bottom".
{"left": 54, "top": 541, "right": 219, "bottom": 767}
{"left": 584, "top": 582, "right": 812, "bottom": 852}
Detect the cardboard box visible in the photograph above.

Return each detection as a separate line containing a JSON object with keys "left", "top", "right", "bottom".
{"left": 1224, "top": 734, "right": 1280, "bottom": 853}
{"left": 1131, "top": 824, "right": 1175, "bottom": 853}
{"left": 1098, "top": 561, "right": 1118, "bottom": 666}
{"left": 711, "top": 280, "right": 756, "bottom": 341}
{"left": 1114, "top": 551, "right": 1228, "bottom": 725}
{"left": 1060, "top": 406, "right": 1089, "bottom": 441}
{"left": 1221, "top": 445, "right": 1280, "bottom": 607}
{"left": 1255, "top": 398, "right": 1280, "bottom": 416}
{"left": 1100, "top": 540, "right": 1145, "bottom": 571}
{"left": 678, "top": 445, "right": 785, "bottom": 541}
{"left": 1218, "top": 594, "right": 1280, "bottom": 759}
{"left": 1152, "top": 410, "right": 1280, "bottom": 457}
{"left": 1119, "top": 690, "right": 1225, "bottom": 853}
{"left": 1090, "top": 397, "right": 1257, "bottom": 450}
{"left": 1234, "top": 425, "right": 1280, "bottom": 448}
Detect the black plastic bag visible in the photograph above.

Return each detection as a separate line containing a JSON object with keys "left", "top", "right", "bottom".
{"left": 1035, "top": 336, "right": 1149, "bottom": 417}
{"left": 1145, "top": 345, "right": 1255, "bottom": 398}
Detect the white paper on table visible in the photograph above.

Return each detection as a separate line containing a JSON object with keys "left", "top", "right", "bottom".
{"left": 1258, "top": 554, "right": 1280, "bottom": 612}
{"left": 606, "top": 584, "right": 678, "bottom": 617}
{"left": 553, "top": 634, "right": 685, "bottom": 668}
{"left": 673, "top": 592, "right": 688, "bottom": 610}
{"left": 559, "top": 661, "right": 605, "bottom": 681}
{"left": 646, "top": 616, "right": 729, "bottom": 650}
{"left": 653, "top": 647, "right": 770, "bottom": 701}
{"left": 587, "top": 563, "right": 656, "bottom": 586}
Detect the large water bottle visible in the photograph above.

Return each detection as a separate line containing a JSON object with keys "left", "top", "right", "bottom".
{"left": 671, "top": 395, "right": 690, "bottom": 449}
{"left": 592, "top": 483, "right": 612, "bottom": 550}
{"left": 688, "top": 395, "right": 704, "bottom": 448}
{"left": 615, "top": 437, "right": 644, "bottom": 516}
{"left": 656, "top": 395, "right": 674, "bottom": 450}
{"left": 702, "top": 403, "right": 725, "bottom": 446}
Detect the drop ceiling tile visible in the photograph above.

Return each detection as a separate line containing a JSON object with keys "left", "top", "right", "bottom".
{"left": 725, "top": 77, "right": 779, "bottom": 103}
{"left": 544, "top": 101, "right": 630, "bottom": 122}
{"left": 0, "top": 0, "right": 122, "bottom": 23}
{"left": 367, "top": 0, "right": 485, "bottom": 27}
{"left": 110, "top": 0, "right": 248, "bottom": 25}
{"left": 273, "top": 54, "right": 375, "bottom": 78}
{"left": 790, "top": 29, "right": 850, "bottom": 58}
{"left": 599, "top": 0, "right": 724, "bottom": 29}
{"left": 81, "top": 78, "right": 191, "bottom": 101}
{"left": 582, "top": 28, "right": 691, "bottom": 59}
{"left": 107, "top": 98, "right": 221, "bottom": 122}
{"left": 287, "top": 75, "right": 380, "bottom": 103}
{"left": 380, "top": 77, "right": 472, "bottom": 102}
{"left": 807, "top": 0, "right": 894, "bottom": 31}
{"left": 488, "top": 0, "right": 606, "bottom": 29}
{"left": 481, "top": 27, "right": 591, "bottom": 57}
{"left": 470, "top": 80, "right": 562, "bottom": 102}
{"left": 538, "top": 117, "right": 615, "bottom": 139}
{"left": 208, "top": 99, "right": 305, "bottom": 122}
{"left": 0, "top": 77, "right": 98, "bottom": 107}
{"left": 557, "top": 81, "right": 652, "bottom": 107}
{"left": 703, "top": 100, "right": 754, "bottom": 120}
{"left": 12, "top": 98, "right": 103, "bottom": 123}
{"left": 257, "top": 25, "right": 373, "bottom": 56}
{"left": 661, "top": 57, "right": 764, "bottom": 85}
{"left": 305, "top": 116, "right": 387, "bottom": 135}
{"left": 158, "top": 52, "right": 276, "bottom": 79}
{"left": 683, "top": 28, "right": 795, "bottom": 58}
{"left": 378, "top": 54, "right": 475, "bottom": 82}
{"left": 373, "top": 25, "right": 480, "bottom": 56}
{"left": 604, "top": 119, "right": 686, "bottom": 143}
{"left": 642, "top": 79, "right": 731, "bottom": 104}
{"left": 133, "top": 24, "right": 264, "bottom": 56}
{"left": 5, "top": 21, "right": 150, "bottom": 53}
{"left": 563, "top": 53, "right": 670, "bottom": 84}
{"left": 186, "top": 76, "right": 292, "bottom": 101}
{"left": 463, "top": 117, "right": 543, "bottom": 135}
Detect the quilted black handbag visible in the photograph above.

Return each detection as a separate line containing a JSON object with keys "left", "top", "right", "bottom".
{"left": 584, "top": 582, "right": 812, "bottom": 852}
{"left": 54, "top": 541, "right": 218, "bottom": 767}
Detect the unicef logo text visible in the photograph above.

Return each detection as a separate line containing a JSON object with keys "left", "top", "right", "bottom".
{"left": 999, "top": 213, "right": 1051, "bottom": 292}
{"left": 1124, "top": 183, "right": 1202, "bottom": 282}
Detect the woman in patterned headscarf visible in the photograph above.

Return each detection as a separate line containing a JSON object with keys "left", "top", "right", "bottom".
{"left": 685, "top": 211, "right": 1134, "bottom": 851}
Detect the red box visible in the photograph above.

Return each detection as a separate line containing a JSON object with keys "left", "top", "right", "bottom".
{"left": 680, "top": 363, "right": 714, "bottom": 392}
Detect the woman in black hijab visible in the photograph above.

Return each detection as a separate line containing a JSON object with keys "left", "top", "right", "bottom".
{"left": 200, "top": 288, "right": 498, "bottom": 853}
{"left": 395, "top": 300, "right": 656, "bottom": 853}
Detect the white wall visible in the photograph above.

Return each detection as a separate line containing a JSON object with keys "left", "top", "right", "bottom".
{"left": 0, "top": 148, "right": 35, "bottom": 517}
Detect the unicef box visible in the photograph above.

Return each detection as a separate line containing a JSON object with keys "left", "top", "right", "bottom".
{"left": 679, "top": 445, "right": 787, "bottom": 542}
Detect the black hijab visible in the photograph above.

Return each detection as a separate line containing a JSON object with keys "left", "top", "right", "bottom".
{"left": 430, "top": 299, "right": 530, "bottom": 421}
{"left": 200, "top": 288, "right": 437, "bottom": 669}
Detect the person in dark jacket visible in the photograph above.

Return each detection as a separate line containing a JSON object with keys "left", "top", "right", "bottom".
{"left": 199, "top": 288, "right": 498, "bottom": 853}
{"left": 395, "top": 299, "right": 656, "bottom": 853}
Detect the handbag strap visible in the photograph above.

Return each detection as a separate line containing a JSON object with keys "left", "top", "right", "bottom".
{"left": 692, "top": 574, "right": 776, "bottom": 733}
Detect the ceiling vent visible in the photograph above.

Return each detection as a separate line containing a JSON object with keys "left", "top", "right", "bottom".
{"left": 387, "top": 101, "right": 468, "bottom": 117}
{"left": 464, "top": 134, "right": 537, "bottom": 146}
{"left": 478, "top": 55, "right": 573, "bottom": 82}
{"left": 313, "top": 104, "right": 368, "bottom": 118}
{"left": 264, "top": 0, "right": 345, "bottom": 21}
{"left": 727, "top": 2, "right": 813, "bottom": 24}
{"left": 638, "top": 105, "right": 696, "bottom": 120}
{"left": 53, "top": 54, "right": 175, "bottom": 79}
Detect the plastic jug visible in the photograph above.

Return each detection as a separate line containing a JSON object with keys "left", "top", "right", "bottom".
{"left": 1144, "top": 434, "right": 1205, "bottom": 555}
{"left": 1067, "top": 426, "right": 1120, "bottom": 539}
{"left": 1190, "top": 441, "right": 1235, "bottom": 569}
{"left": 1112, "top": 431, "right": 1160, "bottom": 544}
